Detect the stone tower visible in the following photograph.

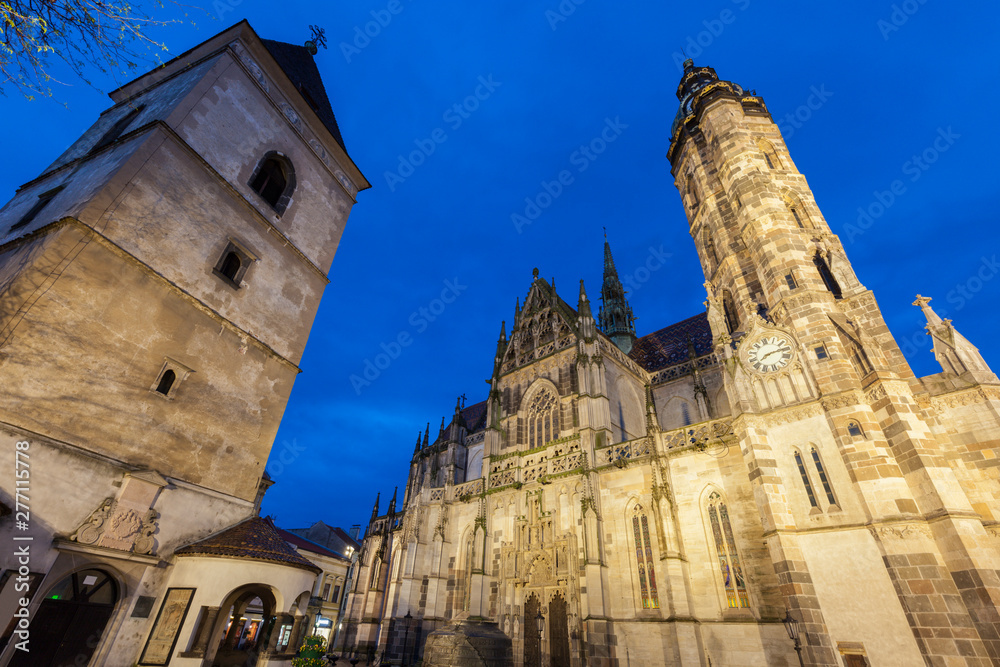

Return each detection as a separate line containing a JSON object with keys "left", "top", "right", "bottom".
{"left": 668, "top": 59, "right": 1000, "bottom": 666}
{"left": 0, "top": 21, "right": 369, "bottom": 666}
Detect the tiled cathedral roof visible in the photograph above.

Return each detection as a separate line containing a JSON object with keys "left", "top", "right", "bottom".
{"left": 462, "top": 400, "right": 488, "bottom": 432}
{"left": 175, "top": 516, "right": 321, "bottom": 573}
{"left": 628, "top": 312, "right": 713, "bottom": 372}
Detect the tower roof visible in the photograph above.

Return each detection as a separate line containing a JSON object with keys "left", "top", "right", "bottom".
{"left": 598, "top": 238, "right": 637, "bottom": 352}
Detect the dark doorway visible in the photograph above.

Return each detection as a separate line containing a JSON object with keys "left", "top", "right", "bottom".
{"left": 524, "top": 593, "right": 541, "bottom": 667}
{"left": 549, "top": 592, "right": 570, "bottom": 667}
{"left": 11, "top": 568, "right": 118, "bottom": 667}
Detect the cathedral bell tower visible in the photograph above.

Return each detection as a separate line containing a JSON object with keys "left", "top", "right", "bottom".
{"left": 668, "top": 60, "right": 1000, "bottom": 666}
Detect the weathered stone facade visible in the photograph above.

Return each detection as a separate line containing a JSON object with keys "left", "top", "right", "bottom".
{"left": 0, "top": 21, "right": 368, "bottom": 666}
{"left": 341, "top": 62, "right": 1000, "bottom": 667}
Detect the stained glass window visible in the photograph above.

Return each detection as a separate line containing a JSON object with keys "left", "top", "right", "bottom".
{"left": 632, "top": 506, "right": 659, "bottom": 609}
{"left": 708, "top": 492, "right": 750, "bottom": 609}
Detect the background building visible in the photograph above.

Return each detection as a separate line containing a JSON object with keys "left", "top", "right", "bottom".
{"left": 0, "top": 20, "right": 368, "bottom": 666}
{"left": 341, "top": 63, "right": 1000, "bottom": 667}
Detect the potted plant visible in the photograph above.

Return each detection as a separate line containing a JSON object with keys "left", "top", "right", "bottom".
{"left": 291, "top": 635, "right": 327, "bottom": 667}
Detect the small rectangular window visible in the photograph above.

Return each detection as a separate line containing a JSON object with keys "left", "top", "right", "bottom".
{"left": 213, "top": 240, "right": 256, "bottom": 289}
{"left": 784, "top": 273, "right": 797, "bottom": 290}
{"left": 10, "top": 186, "right": 64, "bottom": 232}
{"left": 815, "top": 346, "right": 828, "bottom": 360}
{"left": 322, "top": 583, "right": 331, "bottom": 599}
{"left": 331, "top": 584, "right": 341, "bottom": 602}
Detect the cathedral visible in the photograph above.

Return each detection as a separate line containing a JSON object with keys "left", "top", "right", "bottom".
{"left": 340, "top": 62, "right": 1000, "bottom": 666}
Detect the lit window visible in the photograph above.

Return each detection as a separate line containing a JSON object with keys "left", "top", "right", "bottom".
{"left": 707, "top": 492, "right": 750, "bottom": 608}
{"left": 632, "top": 505, "right": 659, "bottom": 609}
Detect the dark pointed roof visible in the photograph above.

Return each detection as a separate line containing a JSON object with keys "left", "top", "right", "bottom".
{"left": 628, "top": 312, "right": 713, "bottom": 372}
{"left": 261, "top": 39, "right": 348, "bottom": 154}
{"left": 175, "top": 516, "right": 321, "bottom": 573}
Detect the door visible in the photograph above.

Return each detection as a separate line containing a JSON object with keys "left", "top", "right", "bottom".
{"left": 548, "top": 592, "right": 570, "bottom": 667}
{"left": 523, "top": 593, "right": 540, "bottom": 667}
{"left": 10, "top": 569, "right": 117, "bottom": 667}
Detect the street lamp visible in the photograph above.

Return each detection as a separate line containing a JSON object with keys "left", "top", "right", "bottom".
{"left": 402, "top": 610, "right": 412, "bottom": 667}
{"left": 782, "top": 609, "right": 805, "bottom": 667}
{"left": 535, "top": 610, "right": 545, "bottom": 667}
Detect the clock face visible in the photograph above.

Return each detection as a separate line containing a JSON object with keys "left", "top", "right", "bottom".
{"left": 747, "top": 336, "right": 794, "bottom": 373}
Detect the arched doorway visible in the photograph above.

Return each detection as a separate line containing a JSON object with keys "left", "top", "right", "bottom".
{"left": 523, "top": 593, "right": 541, "bottom": 667}
{"left": 11, "top": 568, "right": 118, "bottom": 667}
{"left": 548, "top": 592, "right": 570, "bottom": 667}
{"left": 212, "top": 587, "right": 277, "bottom": 667}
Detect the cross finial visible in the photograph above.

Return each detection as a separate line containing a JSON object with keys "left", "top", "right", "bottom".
{"left": 305, "top": 25, "right": 327, "bottom": 55}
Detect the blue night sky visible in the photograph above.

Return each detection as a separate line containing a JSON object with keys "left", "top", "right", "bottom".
{"left": 3, "top": 1, "right": 999, "bottom": 531}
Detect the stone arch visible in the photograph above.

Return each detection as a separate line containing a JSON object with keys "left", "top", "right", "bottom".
{"left": 781, "top": 190, "right": 811, "bottom": 229}
{"left": 204, "top": 582, "right": 281, "bottom": 666}
{"left": 757, "top": 138, "right": 781, "bottom": 169}
{"left": 612, "top": 375, "right": 646, "bottom": 443}
{"left": 661, "top": 395, "right": 697, "bottom": 431}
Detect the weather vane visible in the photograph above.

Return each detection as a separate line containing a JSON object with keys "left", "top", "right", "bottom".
{"left": 305, "top": 25, "right": 327, "bottom": 55}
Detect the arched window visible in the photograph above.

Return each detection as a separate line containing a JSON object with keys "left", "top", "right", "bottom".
{"left": 758, "top": 139, "right": 780, "bottom": 169}
{"left": 707, "top": 492, "right": 750, "bottom": 609}
{"left": 814, "top": 253, "right": 842, "bottom": 299}
{"left": 847, "top": 421, "right": 864, "bottom": 438}
{"left": 794, "top": 450, "right": 818, "bottom": 508}
{"left": 632, "top": 505, "right": 659, "bottom": 609}
{"left": 687, "top": 173, "right": 700, "bottom": 211}
{"left": 810, "top": 447, "right": 837, "bottom": 506}
{"left": 790, "top": 206, "right": 804, "bottom": 228}
{"left": 722, "top": 290, "right": 740, "bottom": 334}
{"left": 156, "top": 369, "right": 176, "bottom": 395}
{"left": 527, "top": 388, "right": 558, "bottom": 449}
{"left": 248, "top": 152, "right": 296, "bottom": 214}
{"left": 370, "top": 558, "right": 382, "bottom": 590}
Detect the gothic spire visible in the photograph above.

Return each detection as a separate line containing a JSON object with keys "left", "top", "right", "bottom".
{"left": 913, "top": 295, "right": 995, "bottom": 380}
{"left": 423, "top": 422, "right": 430, "bottom": 448}
{"left": 388, "top": 486, "right": 397, "bottom": 515}
{"left": 597, "top": 236, "right": 637, "bottom": 353}
{"left": 370, "top": 492, "right": 380, "bottom": 521}
{"left": 414, "top": 432, "right": 422, "bottom": 454}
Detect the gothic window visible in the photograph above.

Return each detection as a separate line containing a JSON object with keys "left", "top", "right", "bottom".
{"left": 758, "top": 139, "right": 780, "bottom": 169}
{"left": 91, "top": 104, "right": 146, "bottom": 153}
{"left": 151, "top": 358, "right": 191, "bottom": 398}
{"left": 248, "top": 152, "right": 296, "bottom": 214}
{"left": 847, "top": 421, "right": 864, "bottom": 438}
{"left": 814, "top": 253, "right": 843, "bottom": 299}
{"left": 10, "top": 186, "right": 64, "bottom": 232}
{"left": 681, "top": 402, "right": 691, "bottom": 426}
{"left": 810, "top": 448, "right": 837, "bottom": 506}
{"left": 785, "top": 273, "right": 797, "bottom": 290}
{"left": 632, "top": 505, "right": 659, "bottom": 609}
{"left": 790, "top": 206, "right": 804, "bottom": 228}
{"left": 370, "top": 558, "right": 382, "bottom": 590}
{"left": 722, "top": 290, "right": 740, "bottom": 335}
{"left": 686, "top": 173, "right": 700, "bottom": 211}
{"left": 794, "top": 450, "right": 819, "bottom": 508}
{"left": 527, "top": 388, "right": 558, "bottom": 449}
{"left": 707, "top": 492, "right": 750, "bottom": 609}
